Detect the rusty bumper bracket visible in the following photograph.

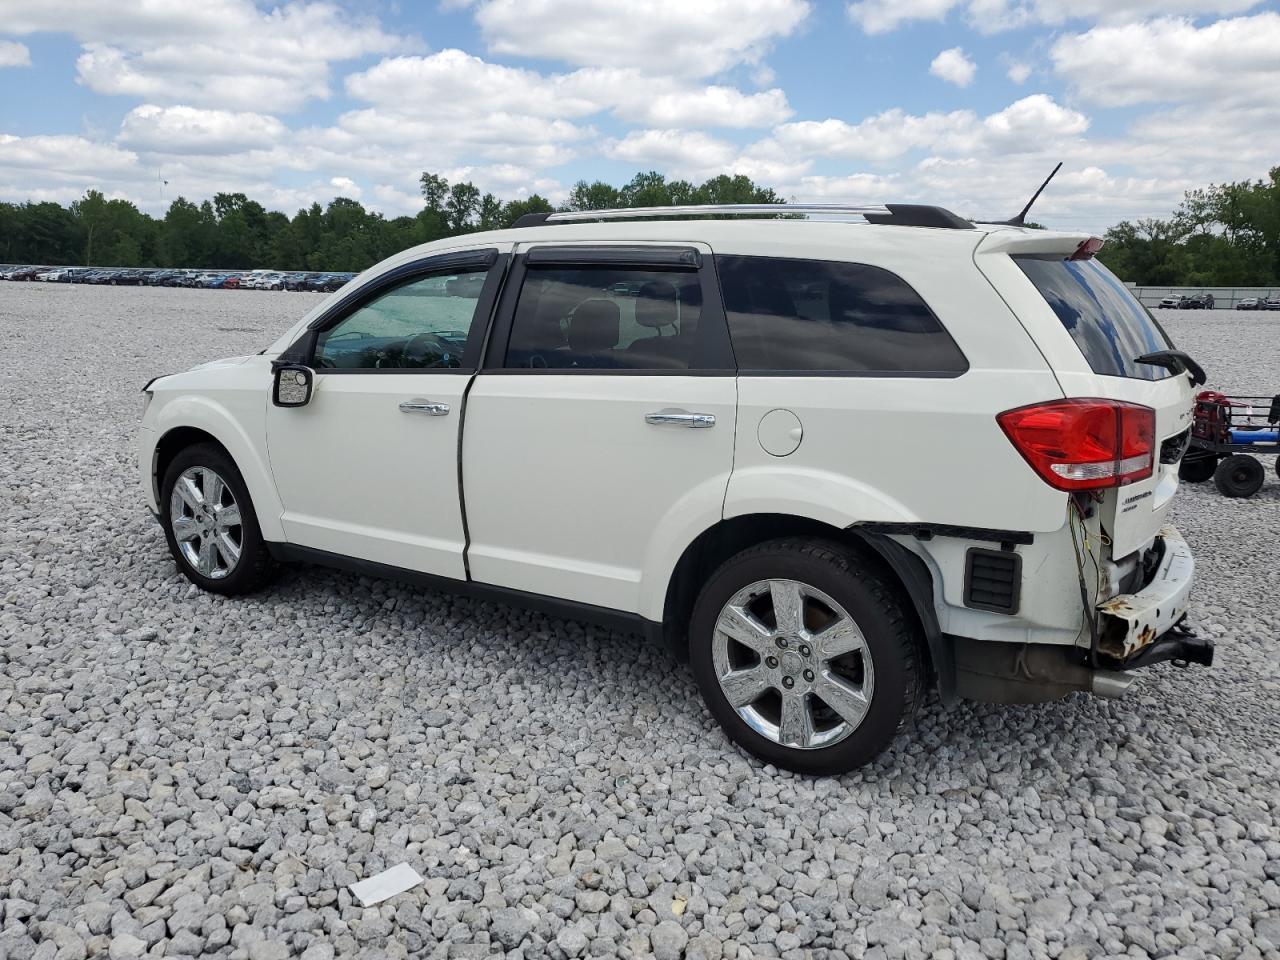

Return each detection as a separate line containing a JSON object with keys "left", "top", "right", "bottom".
{"left": 1099, "top": 619, "right": 1214, "bottom": 671}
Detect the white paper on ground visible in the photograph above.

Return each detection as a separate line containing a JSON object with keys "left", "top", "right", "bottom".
{"left": 349, "top": 863, "right": 424, "bottom": 906}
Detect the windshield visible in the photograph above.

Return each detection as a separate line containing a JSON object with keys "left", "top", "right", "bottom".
{"left": 1014, "top": 255, "right": 1172, "bottom": 380}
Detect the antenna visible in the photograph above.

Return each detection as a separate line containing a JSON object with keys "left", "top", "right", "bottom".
{"left": 1001, "top": 162, "right": 1062, "bottom": 226}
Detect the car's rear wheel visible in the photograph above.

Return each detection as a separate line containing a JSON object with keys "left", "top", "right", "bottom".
{"left": 689, "top": 539, "right": 921, "bottom": 776}
{"left": 1213, "top": 454, "right": 1265, "bottom": 498}
{"left": 161, "top": 443, "right": 274, "bottom": 594}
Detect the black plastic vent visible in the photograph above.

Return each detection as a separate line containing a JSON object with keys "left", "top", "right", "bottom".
{"left": 964, "top": 548, "right": 1021, "bottom": 614}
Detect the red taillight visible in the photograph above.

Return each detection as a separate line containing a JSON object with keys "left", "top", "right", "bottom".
{"left": 997, "top": 399, "right": 1155, "bottom": 491}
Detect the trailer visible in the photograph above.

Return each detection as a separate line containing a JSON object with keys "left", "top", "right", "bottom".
{"left": 1179, "top": 390, "right": 1280, "bottom": 497}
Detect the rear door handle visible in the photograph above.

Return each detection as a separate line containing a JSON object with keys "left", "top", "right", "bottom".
{"left": 645, "top": 409, "right": 716, "bottom": 429}
{"left": 399, "top": 398, "right": 450, "bottom": 416}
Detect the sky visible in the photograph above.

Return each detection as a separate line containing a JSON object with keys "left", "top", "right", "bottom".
{"left": 1, "top": 0, "right": 1278, "bottom": 234}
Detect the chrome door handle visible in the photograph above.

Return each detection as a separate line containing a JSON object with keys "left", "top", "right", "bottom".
{"left": 645, "top": 409, "right": 716, "bottom": 428}
{"left": 399, "top": 399, "right": 450, "bottom": 416}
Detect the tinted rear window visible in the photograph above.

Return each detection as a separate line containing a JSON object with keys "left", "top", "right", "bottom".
{"left": 1014, "top": 256, "right": 1172, "bottom": 380}
{"left": 716, "top": 255, "right": 967, "bottom": 374}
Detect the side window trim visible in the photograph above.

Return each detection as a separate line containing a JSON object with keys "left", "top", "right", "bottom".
{"left": 278, "top": 249, "right": 507, "bottom": 373}
{"left": 481, "top": 247, "right": 734, "bottom": 375}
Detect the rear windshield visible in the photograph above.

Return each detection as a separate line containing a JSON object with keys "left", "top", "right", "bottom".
{"left": 1014, "top": 256, "right": 1172, "bottom": 380}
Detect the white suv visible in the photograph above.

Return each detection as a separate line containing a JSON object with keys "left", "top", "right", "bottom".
{"left": 138, "top": 203, "right": 1209, "bottom": 775}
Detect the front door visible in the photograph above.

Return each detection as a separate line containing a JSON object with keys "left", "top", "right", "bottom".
{"left": 265, "top": 247, "right": 509, "bottom": 578}
{"left": 462, "top": 243, "right": 737, "bottom": 615}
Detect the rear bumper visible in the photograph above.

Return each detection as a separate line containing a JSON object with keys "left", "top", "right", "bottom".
{"left": 1096, "top": 524, "right": 1198, "bottom": 663}
{"left": 951, "top": 523, "right": 1207, "bottom": 704}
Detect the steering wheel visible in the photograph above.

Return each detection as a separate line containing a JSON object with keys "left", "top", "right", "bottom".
{"left": 401, "top": 332, "right": 452, "bottom": 368}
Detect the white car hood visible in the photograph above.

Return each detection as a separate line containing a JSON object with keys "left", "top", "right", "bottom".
{"left": 188, "top": 354, "right": 255, "bottom": 372}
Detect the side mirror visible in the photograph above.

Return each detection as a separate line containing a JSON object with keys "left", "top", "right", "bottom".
{"left": 273, "top": 363, "right": 314, "bottom": 407}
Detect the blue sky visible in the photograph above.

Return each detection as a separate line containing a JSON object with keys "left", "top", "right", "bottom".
{"left": 1, "top": 0, "right": 1278, "bottom": 233}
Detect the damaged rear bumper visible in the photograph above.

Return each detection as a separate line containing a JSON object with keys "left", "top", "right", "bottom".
{"left": 1096, "top": 524, "right": 1208, "bottom": 668}
{"left": 950, "top": 523, "right": 1208, "bottom": 705}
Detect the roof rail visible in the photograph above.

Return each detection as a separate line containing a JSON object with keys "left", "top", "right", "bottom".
{"left": 510, "top": 203, "right": 973, "bottom": 230}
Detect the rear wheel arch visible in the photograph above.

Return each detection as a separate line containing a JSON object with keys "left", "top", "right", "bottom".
{"left": 660, "top": 513, "right": 944, "bottom": 694}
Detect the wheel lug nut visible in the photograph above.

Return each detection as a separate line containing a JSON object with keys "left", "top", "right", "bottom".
{"left": 798, "top": 644, "right": 811, "bottom": 657}
{"left": 803, "top": 669, "right": 815, "bottom": 682}
{"left": 782, "top": 676, "right": 795, "bottom": 689}
{"left": 775, "top": 637, "right": 788, "bottom": 649}
{"left": 766, "top": 656, "right": 778, "bottom": 669}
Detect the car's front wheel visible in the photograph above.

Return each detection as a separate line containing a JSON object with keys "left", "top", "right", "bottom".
{"left": 689, "top": 539, "right": 921, "bottom": 776}
{"left": 160, "top": 443, "right": 274, "bottom": 594}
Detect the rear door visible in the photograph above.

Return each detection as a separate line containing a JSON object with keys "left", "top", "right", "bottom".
{"left": 461, "top": 243, "right": 736, "bottom": 616}
{"left": 978, "top": 236, "right": 1196, "bottom": 557}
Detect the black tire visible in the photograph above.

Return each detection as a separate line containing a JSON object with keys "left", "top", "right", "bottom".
{"left": 1213, "top": 454, "right": 1265, "bottom": 498}
{"left": 1275, "top": 457, "right": 1280, "bottom": 481}
{"left": 160, "top": 442, "right": 274, "bottom": 594}
{"left": 688, "top": 538, "right": 922, "bottom": 776}
{"left": 1178, "top": 453, "right": 1218, "bottom": 483}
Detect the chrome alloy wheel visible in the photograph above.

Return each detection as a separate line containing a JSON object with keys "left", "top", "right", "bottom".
{"left": 711, "top": 579, "right": 875, "bottom": 751}
{"left": 169, "top": 465, "right": 242, "bottom": 579}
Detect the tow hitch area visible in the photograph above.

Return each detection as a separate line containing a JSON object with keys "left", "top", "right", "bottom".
{"left": 1097, "top": 525, "right": 1211, "bottom": 669}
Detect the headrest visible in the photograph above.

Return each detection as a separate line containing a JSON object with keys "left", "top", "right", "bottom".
{"left": 568, "top": 298, "right": 620, "bottom": 354}
{"left": 635, "top": 280, "right": 679, "bottom": 329}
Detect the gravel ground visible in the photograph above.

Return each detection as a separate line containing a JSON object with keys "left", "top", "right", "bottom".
{"left": 1, "top": 285, "right": 1278, "bottom": 960}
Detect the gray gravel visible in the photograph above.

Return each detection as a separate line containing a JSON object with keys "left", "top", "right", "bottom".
{"left": 1, "top": 285, "right": 1278, "bottom": 960}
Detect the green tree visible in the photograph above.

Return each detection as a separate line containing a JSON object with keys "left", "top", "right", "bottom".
{"left": 500, "top": 194, "right": 554, "bottom": 227}
{"left": 446, "top": 181, "right": 481, "bottom": 233}
{"left": 567, "top": 180, "right": 620, "bottom": 210}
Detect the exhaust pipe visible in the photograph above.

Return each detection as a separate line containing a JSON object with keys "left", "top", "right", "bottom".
{"left": 1091, "top": 670, "right": 1136, "bottom": 699}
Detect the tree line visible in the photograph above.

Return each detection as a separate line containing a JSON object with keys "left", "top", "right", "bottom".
{"left": 0, "top": 171, "right": 780, "bottom": 272}
{"left": 4, "top": 165, "right": 1277, "bottom": 284}
{"left": 1099, "top": 166, "right": 1280, "bottom": 286}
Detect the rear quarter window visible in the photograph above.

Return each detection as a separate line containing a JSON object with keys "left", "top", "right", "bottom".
{"left": 1013, "top": 255, "right": 1172, "bottom": 380}
{"left": 716, "top": 255, "right": 968, "bottom": 375}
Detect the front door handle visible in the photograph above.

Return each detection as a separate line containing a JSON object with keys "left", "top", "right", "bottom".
{"left": 645, "top": 409, "right": 716, "bottom": 429}
{"left": 399, "top": 398, "right": 450, "bottom": 416}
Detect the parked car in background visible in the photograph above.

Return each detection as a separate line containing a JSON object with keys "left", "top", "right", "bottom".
{"left": 1236, "top": 297, "right": 1262, "bottom": 310}
{"left": 284, "top": 272, "right": 319, "bottom": 291}
{"left": 1263, "top": 296, "right": 1280, "bottom": 311}
{"left": 6, "top": 266, "right": 45, "bottom": 281}
{"left": 1159, "top": 294, "right": 1187, "bottom": 308}
{"left": 1183, "top": 293, "right": 1214, "bottom": 309}
{"left": 138, "top": 203, "right": 1208, "bottom": 775}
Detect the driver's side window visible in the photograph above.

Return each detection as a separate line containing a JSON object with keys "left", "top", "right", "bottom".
{"left": 313, "top": 269, "right": 489, "bottom": 370}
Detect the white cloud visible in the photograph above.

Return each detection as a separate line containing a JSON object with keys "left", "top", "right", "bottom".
{"left": 848, "top": 0, "right": 956, "bottom": 33}
{"left": 471, "top": 0, "right": 809, "bottom": 76}
{"left": 847, "top": 0, "right": 1262, "bottom": 34}
{"left": 602, "top": 129, "right": 739, "bottom": 179}
{"left": 118, "top": 105, "right": 286, "bottom": 155}
{"left": 344, "top": 51, "right": 789, "bottom": 136}
{"left": 930, "top": 47, "right": 976, "bottom": 86}
{"left": 0, "top": 39, "right": 30, "bottom": 66}
{"left": 0, "top": 1, "right": 405, "bottom": 111}
{"left": 1006, "top": 60, "right": 1031, "bottom": 83}
{"left": 329, "top": 176, "right": 361, "bottom": 199}
{"left": 1051, "top": 13, "right": 1280, "bottom": 107}
{"left": 564, "top": 70, "right": 793, "bottom": 128}
{"left": 769, "top": 95, "right": 1087, "bottom": 163}
{"left": 0, "top": 133, "right": 139, "bottom": 179}
{"left": 347, "top": 50, "right": 598, "bottom": 120}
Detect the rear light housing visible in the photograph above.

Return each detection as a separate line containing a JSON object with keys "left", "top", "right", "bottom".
{"left": 997, "top": 399, "right": 1155, "bottom": 491}
{"left": 1069, "top": 237, "right": 1104, "bottom": 261}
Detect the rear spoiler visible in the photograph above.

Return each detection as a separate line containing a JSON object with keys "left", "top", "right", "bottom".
{"left": 973, "top": 228, "right": 1098, "bottom": 258}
